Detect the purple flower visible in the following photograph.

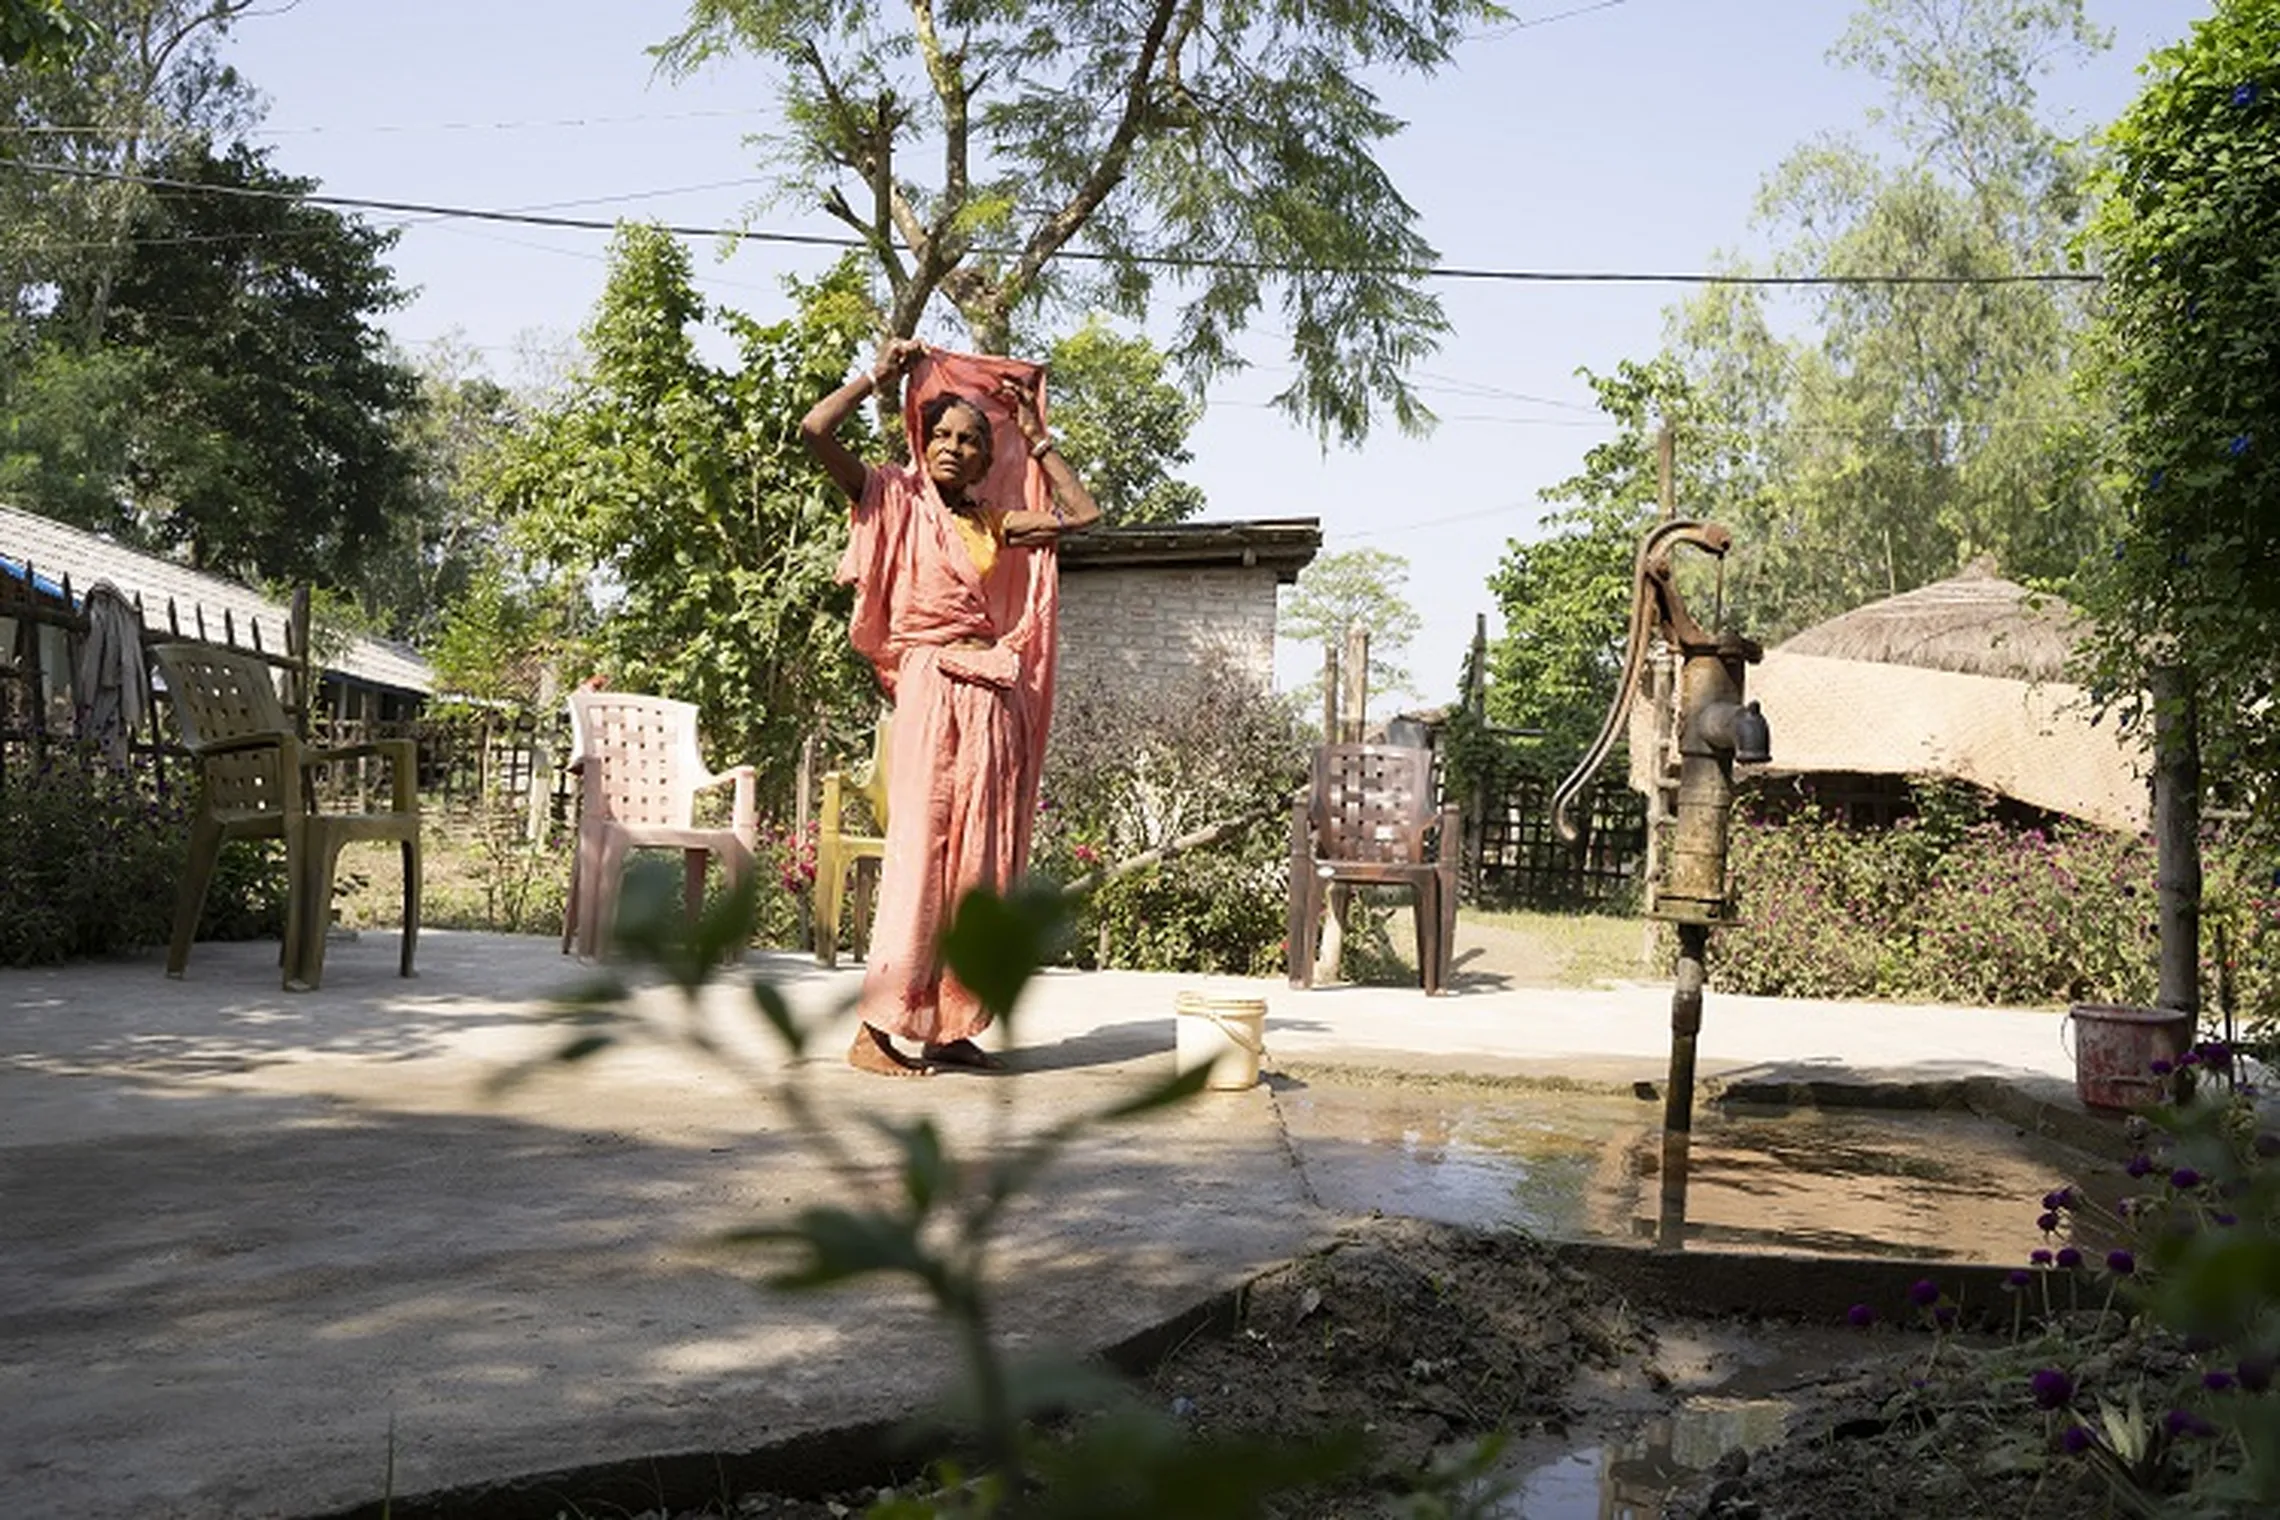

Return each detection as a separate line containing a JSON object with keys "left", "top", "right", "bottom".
{"left": 2205, "top": 1370, "right": 2237, "bottom": 1392}
{"left": 1909, "top": 1279, "right": 1942, "bottom": 1308}
{"left": 2148, "top": 466, "right": 2167, "bottom": 491}
{"left": 2030, "top": 1248, "right": 2054, "bottom": 1267}
{"left": 2043, "top": 1188, "right": 2077, "bottom": 1211}
{"left": 2005, "top": 1269, "right": 2033, "bottom": 1291}
{"left": 2215, "top": 1211, "right": 2239, "bottom": 1227}
{"left": 2235, "top": 82, "right": 2261, "bottom": 107}
{"left": 2031, "top": 1369, "right": 2077, "bottom": 1410}
{"left": 2126, "top": 1153, "right": 2156, "bottom": 1178}
{"left": 2107, "top": 1249, "right": 2136, "bottom": 1276}
{"left": 2061, "top": 1424, "right": 2097, "bottom": 1455}
{"left": 2037, "top": 1210, "right": 2060, "bottom": 1233}
{"left": 2230, "top": 434, "right": 2253, "bottom": 457}
{"left": 2164, "top": 1408, "right": 2218, "bottom": 1440}
{"left": 1847, "top": 1303, "right": 1876, "bottom": 1328}
{"left": 2171, "top": 1167, "right": 2202, "bottom": 1190}
{"left": 2150, "top": 1058, "right": 2175, "bottom": 1076}
{"left": 2057, "top": 1247, "right": 2084, "bottom": 1270}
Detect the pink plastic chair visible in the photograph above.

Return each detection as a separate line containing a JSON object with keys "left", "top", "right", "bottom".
{"left": 563, "top": 689, "right": 757, "bottom": 959}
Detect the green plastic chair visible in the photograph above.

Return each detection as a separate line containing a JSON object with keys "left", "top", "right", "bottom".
{"left": 153, "top": 642, "right": 421, "bottom": 991}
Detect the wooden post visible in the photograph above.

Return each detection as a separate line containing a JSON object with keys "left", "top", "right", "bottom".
{"left": 1657, "top": 419, "right": 1676, "bottom": 519}
{"left": 1339, "top": 624, "right": 1369, "bottom": 744}
{"left": 795, "top": 733, "right": 817, "bottom": 949}
{"left": 526, "top": 665, "right": 560, "bottom": 845}
{"left": 2151, "top": 663, "right": 2201, "bottom": 1021}
{"left": 287, "top": 586, "right": 312, "bottom": 739}
{"left": 1461, "top": 615, "right": 1490, "bottom": 900}
{"left": 1320, "top": 643, "right": 1339, "bottom": 742}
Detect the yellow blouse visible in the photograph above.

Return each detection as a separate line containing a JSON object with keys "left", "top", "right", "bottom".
{"left": 951, "top": 504, "right": 1006, "bottom": 578}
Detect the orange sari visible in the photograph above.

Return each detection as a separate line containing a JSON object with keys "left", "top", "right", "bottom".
{"left": 834, "top": 350, "right": 1060, "bottom": 1042}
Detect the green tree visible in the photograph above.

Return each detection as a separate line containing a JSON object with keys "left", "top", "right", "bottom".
{"left": 1281, "top": 546, "right": 1422, "bottom": 720}
{"left": 1641, "top": 0, "right": 2117, "bottom": 640}
{"left": 493, "top": 229, "right": 880, "bottom": 795}
{"left": 1038, "top": 316, "right": 1204, "bottom": 526}
{"left": 36, "top": 139, "right": 424, "bottom": 591}
{"left": 2076, "top": 1, "right": 2280, "bottom": 825}
{"left": 653, "top": 0, "right": 1502, "bottom": 443}
{"left": 0, "top": 1, "right": 260, "bottom": 338}
{"left": 1485, "top": 360, "right": 1712, "bottom": 773}
{"left": 361, "top": 337, "right": 524, "bottom": 643}
{"left": 1, "top": 0, "right": 90, "bottom": 68}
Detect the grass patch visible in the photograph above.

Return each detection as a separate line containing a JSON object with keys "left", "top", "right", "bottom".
{"left": 1466, "top": 906, "right": 1654, "bottom": 988}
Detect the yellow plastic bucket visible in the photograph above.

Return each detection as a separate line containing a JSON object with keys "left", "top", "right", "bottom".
{"left": 1174, "top": 992, "right": 1267, "bottom": 1091}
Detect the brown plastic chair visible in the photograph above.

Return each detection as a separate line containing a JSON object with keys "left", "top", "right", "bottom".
{"left": 1287, "top": 742, "right": 1458, "bottom": 994}
{"left": 152, "top": 642, "right": 421, "bottom": 991}
{"left": 812, "top": 713, "right": 892, "bottom": 966}
{"left": 564, "top": 688, "right": 757, "bottom": 959}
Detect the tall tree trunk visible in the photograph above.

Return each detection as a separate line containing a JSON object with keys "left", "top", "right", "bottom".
{"left": 2151, "top": 662, "right": 2200, "bottom": 1020}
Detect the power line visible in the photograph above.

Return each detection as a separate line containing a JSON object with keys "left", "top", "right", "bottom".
{"left": 0, "top": 107, "right": 779, "bottom": 139}
{"left": 1476, "top": 0, "right": 1631, "bottom": 39}
{"left": 6, "top": 158, "right": 2104, "bottom": 289}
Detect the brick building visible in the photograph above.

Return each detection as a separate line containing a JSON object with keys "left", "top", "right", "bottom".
{"left": 1056, "top": 518, "right": 1320, "bottom": 695}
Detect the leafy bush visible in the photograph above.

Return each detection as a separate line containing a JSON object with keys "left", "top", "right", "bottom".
{"left": 1034, "top": 656, "right": 1305, "bottom": 973}
{"left": 0, "top": 750, "right": 283, "bottom": 965}
{"left": 1715, "top": 782, "right": 2162, "bottom": 1007}
{"left": 1076, "top": 853, "right": 1289, "bottom": 977}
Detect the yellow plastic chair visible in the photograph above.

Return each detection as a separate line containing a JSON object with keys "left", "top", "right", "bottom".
{"left": 153, "top": 642, "right": 421, "bottom": 991}
{"left": 812, "top": 714, "right": 892, "bottom": 966}
{"left": 564, "top": 688, "right": 757, "bottom": 960}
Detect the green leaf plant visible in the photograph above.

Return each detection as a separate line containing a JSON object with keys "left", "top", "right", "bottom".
{"left": 491, "top": 859, "right": 1435, "bottom": 1517}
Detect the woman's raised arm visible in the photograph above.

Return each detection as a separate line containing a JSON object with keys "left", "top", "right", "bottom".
{"left": 800, "top": 338, "right": 925, "bottom": 502}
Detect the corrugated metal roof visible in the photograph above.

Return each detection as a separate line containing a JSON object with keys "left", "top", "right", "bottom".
{"left": 0, "top": 503, "right": 433, "bottom": 695}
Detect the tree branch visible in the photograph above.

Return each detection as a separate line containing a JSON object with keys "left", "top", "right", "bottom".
{"left": 1007, "top": 0, "right": 1186, "bottom": 306}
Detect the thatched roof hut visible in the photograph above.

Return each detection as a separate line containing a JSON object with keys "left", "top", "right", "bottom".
{"left": 1628, "top": 563, "right": 2149, "bottom": 833}
{"left": 1775, "top": 559, "right": 2085, "bottom": 683}
{"left": 1751, "top": 565, "right": 2144, "bottom": 831}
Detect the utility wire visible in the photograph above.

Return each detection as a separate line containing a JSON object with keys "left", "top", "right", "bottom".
{"left": 6, "top": 157, "right": 2104, "bottom": 288}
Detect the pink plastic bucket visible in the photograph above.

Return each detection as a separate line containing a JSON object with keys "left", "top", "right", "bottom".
{"left": 2067, "top": 1004, "right": 2195, "bottom": 1111}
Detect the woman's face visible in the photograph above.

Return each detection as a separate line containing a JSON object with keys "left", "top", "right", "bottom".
{"left": 924, "top": 402, "right": 993, "bottom": 493}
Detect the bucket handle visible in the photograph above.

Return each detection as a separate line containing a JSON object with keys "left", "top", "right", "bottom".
{"left": 1195, "top": 1010, "right": 1265, "bottom": 1058}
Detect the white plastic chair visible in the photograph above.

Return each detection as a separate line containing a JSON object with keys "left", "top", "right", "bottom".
{"left": 562, "top": 688, "right": 757, "bottom": 959}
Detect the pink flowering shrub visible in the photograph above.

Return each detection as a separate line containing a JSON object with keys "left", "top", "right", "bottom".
{"left": 1713, "top": 783, "right": 2161, "bottom": 1008}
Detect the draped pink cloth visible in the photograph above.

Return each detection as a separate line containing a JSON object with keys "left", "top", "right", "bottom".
{"left": 834, "top": 348, "right": 1061, "bottom": 1042}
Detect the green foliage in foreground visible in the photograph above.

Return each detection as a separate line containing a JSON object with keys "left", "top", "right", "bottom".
{"left": 2076, "top": 0, "right": 2280, "bottom": 848}
{"left": 514, "top": 867, "right": 1516, "bottom": 1516}
{"left": 1838, "top": 1070, "right": 2280, "bottom": 1516}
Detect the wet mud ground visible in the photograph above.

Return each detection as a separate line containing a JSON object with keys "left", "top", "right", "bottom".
{"left": 398, "top": 1075, "right": 2130, "bottom": 1520}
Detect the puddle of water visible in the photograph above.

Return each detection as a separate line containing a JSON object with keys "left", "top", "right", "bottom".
{"left": 1496, "top": 1396, "right": 1792, "bottom": 1518}
{"left": 1277, "top": 1082, "right": 2122, "bottom": 1263}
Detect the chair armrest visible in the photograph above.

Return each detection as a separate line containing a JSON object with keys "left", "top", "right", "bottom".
{"left": 303, "top": 738, "right": 420, "bottom": 812}
{"left": 697, "top": 764, "right": 759, "bottom": 838}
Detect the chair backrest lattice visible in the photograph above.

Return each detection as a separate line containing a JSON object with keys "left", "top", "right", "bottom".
{"left": 570, "top": 690, "right": 708, "bottom": 827}
{"left": 1310, "top": 743, "right": 1435, "bottom": 864}
{"left": 152, "top": 643, "right": 294, "bottom": 818}
{"left": 849, "top": 713, "right": 893, "bottom": 833}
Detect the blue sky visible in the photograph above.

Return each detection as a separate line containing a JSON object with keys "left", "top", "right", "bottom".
{"left": 221, "top": 0, "right": 2209, "bottom": 706}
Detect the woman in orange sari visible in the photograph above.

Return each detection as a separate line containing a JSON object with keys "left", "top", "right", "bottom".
{"left": 800, "top": 339, "right": 1100, "bottom": 1075}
